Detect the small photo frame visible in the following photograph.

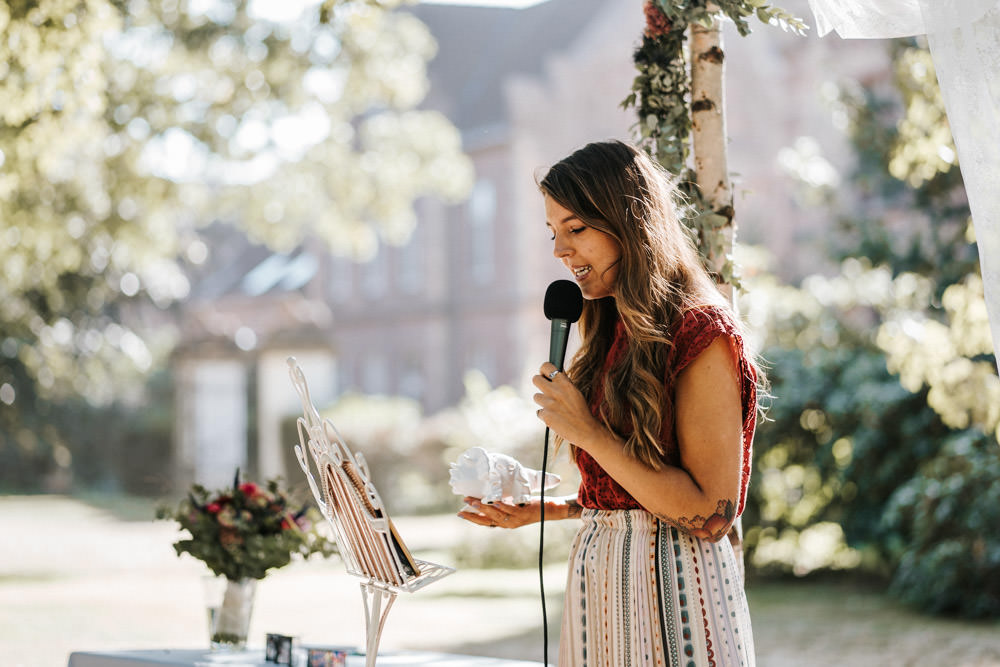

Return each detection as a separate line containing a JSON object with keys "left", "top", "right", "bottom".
{"left": 306, "top": 648, "right": 348, "bottom": 667}
{"left": 265, "top": 633, "right": 294, "bottom": 665}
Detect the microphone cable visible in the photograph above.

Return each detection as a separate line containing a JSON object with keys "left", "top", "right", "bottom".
{"left": 539, "top": 278, "right": 582, "bottom": 666}
{"left": 539, "top": 425, "right": 551, "bottom": 667}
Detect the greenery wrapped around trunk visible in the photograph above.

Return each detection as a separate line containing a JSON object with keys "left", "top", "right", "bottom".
{"left": 623, "top": 0, "right": 805, "bottom": 288}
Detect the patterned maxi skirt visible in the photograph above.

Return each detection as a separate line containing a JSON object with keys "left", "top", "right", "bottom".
{"left": 558, "top": 509, "right": 755, "bottom": 667}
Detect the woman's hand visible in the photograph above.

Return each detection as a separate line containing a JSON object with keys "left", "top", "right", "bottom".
{"left": 457, "top": 497, "right": 542, "bottom": 528}
{"left": 457, "top": 496, "right": 579, "bottom": 528}
{"left": 532, "top": 362, "right": 605, "bottom": 451}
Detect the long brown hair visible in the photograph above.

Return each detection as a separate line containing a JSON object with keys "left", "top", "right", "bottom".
{"left": 539, "top": 140, "right": 750, "bottom": 469}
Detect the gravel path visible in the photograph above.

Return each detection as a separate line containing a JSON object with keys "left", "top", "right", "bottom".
{"left": 2, "top": 496, "right": 998, "bottom": 667}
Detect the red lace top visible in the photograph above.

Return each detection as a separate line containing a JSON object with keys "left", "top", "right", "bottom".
{"left": 575, "top": 305, "right": 757, "bottom": 517}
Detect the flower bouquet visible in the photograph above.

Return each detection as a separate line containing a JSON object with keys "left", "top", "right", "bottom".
{"left": 157, "top": 471, "right": 337, "bottom": 649}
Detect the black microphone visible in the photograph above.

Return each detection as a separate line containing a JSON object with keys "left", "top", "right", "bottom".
{"left": 544, "top": 279, "right": 584, "bottom": 371}
{"left": 539, "top": 279, "right": 582, "bottom": 666}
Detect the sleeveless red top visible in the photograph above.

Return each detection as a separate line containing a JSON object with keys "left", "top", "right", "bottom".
{"left": 575, "top": 305, "right": 757, "bottom": 517}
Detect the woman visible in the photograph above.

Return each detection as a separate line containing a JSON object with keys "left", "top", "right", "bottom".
{"left": 459, "top": 140, "right": 761, "bottom": 666}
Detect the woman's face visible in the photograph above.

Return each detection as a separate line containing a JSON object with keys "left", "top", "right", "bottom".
{"left": 545, "top": 195, "right": 622, "bottom": 300}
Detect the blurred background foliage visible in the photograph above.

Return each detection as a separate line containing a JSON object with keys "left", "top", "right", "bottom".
{"left": 2, "top": 0, "right": 998, "bottom": 622}
{"left": 739, "top": 40, "right": 999, "bottom": 618}
{"left": 0, "top": 0, "right": 472, "bottom": 490}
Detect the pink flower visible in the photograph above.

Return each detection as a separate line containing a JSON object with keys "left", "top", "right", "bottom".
{"left": 644, "top": 1, "right": 674, "bottom": 38}
{"left": 217, "top": 506, "right": 237, "bottom": 528}
{"left": 219, "top": 528, "right": 243, "bottom": 549}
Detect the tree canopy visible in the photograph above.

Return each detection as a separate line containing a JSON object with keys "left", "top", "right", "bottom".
{"left": 0, "top": 0, "right": 473, "bottom": 408}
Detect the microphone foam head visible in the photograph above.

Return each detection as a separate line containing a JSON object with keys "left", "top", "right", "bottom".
{"left": 544, "top": 279, "right": 584, "bottom": 322}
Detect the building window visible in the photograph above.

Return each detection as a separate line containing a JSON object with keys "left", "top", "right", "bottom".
{"left": 362, "top": 354, "right": 389, "bottom": 395}
{"left": 397, "top": 226, "right": 424, "bottom": 295}
{"left": 328, "top": 255, "right": 354, "bottom": 302}
{"left": 399, "top": 357, "right": 425, "bottom": 400}
{"left": 337, "top": 357, "right": 355, "bottom": 395}
{"left": 361, "top": 246, "right": 387, "bottom": 299}
{"left": 468, "top": 180, "right": 496, "bottom": 285}
{"left": 467, "top": 347, "right": 497, "bottom": 387}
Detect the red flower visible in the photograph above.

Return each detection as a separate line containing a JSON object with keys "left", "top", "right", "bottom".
{"left": 281, "top": 517, "right": 293, "bottom": 530}
{"left": 206, "top": 502, "right": 222, "bottom": 514}
{"left": 644, "top": 1, "right": 674, "bottom": 38}
{"left": 239, "top": 482, "right": 260, "bottom": 497}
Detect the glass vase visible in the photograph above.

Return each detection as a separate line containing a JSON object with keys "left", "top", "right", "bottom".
{"left": 203, "top": 575, "right": 257, "bottom": 651}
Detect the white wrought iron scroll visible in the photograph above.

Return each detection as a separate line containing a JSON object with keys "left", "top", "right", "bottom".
{"left": 286, "top": 357, "right": 454, "bottom": 667}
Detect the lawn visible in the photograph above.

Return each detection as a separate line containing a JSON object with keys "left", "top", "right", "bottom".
{"left": 3, "top": 495, "right": 998, "bottom": 667}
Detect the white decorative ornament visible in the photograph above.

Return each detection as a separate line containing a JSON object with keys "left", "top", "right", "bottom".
{"left": 449, "top": 446, "right": 561, "bottom": 507}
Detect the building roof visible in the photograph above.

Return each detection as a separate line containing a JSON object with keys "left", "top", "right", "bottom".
{"left": 411, "top": 0, "right": 610, "bottom": 134}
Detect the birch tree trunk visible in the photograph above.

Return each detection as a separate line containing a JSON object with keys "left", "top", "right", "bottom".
{"left": 689, "top": 7, "right": 743, "bottom": 571}
{"left": 690, "top": 8, "right": 735, "bottom": 301}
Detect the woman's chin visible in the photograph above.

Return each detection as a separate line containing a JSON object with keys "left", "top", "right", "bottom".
{"left": 580, "top": 285, "right": 614, "bottom": 301}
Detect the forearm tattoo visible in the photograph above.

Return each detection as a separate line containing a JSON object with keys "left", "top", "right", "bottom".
{"left": 658, "top": 498, "right": 735, "bottom": 541}
{"left": 565, "top": 497, "right": 583, "bottom": 519}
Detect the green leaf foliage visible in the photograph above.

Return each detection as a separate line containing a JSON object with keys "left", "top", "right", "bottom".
{"left": 882, "top": 433, "right": 1000, "bottom": 617}
{"left": 745, "top": 40, "right": 999, "bottom": 617}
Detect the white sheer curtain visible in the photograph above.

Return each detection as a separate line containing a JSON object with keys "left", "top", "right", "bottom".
{"left": 806, "top": 0, "right": 1000, "bottom": 368}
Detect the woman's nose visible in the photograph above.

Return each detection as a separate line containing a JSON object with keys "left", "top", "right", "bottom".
{"left": 553, "top": 234, "right": 572, "bottom": 259}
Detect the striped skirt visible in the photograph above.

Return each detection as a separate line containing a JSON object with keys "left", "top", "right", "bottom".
{"left": 558, "top": 509, "right": 755, "bottom": 667}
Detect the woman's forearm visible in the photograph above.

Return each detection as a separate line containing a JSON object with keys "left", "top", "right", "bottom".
{"left": 566, "top": 338, "right": 744, "bottom": 542}
{"left": 577, "top": 427, "right": 736, "bottom": 541}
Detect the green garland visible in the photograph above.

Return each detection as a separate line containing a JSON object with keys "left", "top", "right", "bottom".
{"left": 623, "top": 0, "right": 806, "bottom": 287}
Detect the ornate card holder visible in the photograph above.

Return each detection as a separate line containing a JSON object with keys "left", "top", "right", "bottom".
{"left": 287, "top": 357, "right": 454, "bottom": 667}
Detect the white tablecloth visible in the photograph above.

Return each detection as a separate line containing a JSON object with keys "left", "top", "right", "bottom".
{"left": 67, "top": 649, "right": 545, "bottom": 667}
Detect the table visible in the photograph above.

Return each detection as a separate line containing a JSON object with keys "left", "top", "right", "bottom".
{"left": 67, "top": 649, "right": 546, "bottom": 667}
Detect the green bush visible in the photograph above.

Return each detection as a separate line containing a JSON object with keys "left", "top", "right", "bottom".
{"left": 882, "top": 433, "right": 1000, "bottom": 617}
{"left": 0, "top": 362, "right": 173, "bottom": 495}
{"left": 741, "top": 258, "right": 999, "bottom": 618}
{"left": 739, "top": 39, "right": 999, "bottom": 618}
